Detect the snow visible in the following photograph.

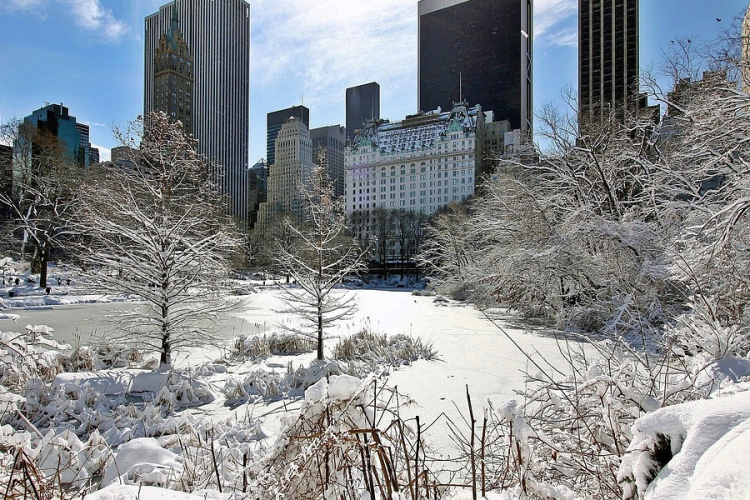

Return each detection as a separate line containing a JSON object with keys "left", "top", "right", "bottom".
{"left": 2, "top": 270, "right": 749, "bottom": 498}
{"left": 100, "top": 437, "right": 183, "bottom": 488}
{"left": 54, "top": 370, "right": 133, "bottom": 395}
{"left": 85, "top": 484, "right": 228, "bottom": 500}
{"left": 619, "top": 389, "right": 750, "bottom": 500}
{"left": 327, "top": 374, "right": 362, "bottom": 400}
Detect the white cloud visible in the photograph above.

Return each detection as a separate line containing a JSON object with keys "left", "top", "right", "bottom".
{"left": 534, "top": 0, "right": 577, "bottom": 46}
{"left": 91, "top": 144, "right": 111, "bottom": 162}
{"left": 59, "top": 0, "right": 129, "bottom": 43}
{"left": 4, "top": 0, "right": 49, "bottom": 17}
{"left": 251, "top": 0, "right": 417, "bottom": 118}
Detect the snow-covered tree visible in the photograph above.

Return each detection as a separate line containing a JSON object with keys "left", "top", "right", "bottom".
{"left": 0, "top": 118, "right": 82, "bottom": 287}
{"left": 274, "top": 165, "right": 368, "bottom": 360}
{"left": 73, "top": 112, "right": 241, "bottom": 366}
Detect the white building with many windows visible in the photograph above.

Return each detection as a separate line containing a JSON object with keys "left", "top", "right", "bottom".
{"left": 345, "top": 102, "right": 485, "bottom": 264}
{"left": 345, "top": 102, "right": 484, "bottom": 215}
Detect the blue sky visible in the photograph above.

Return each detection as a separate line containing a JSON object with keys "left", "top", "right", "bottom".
{"left": 0, "top": 0, "right": 747, "bottom": 162}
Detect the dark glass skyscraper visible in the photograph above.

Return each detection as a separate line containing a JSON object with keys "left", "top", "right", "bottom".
{"left": 418, "top": 0, "right": 532, "bottom": 134}
{"left": 266, "top": 105, "right": 309, "bottom": 167}
{"left": 578, "top": 0, "right": 639, "bottom": 123}
{"left": 345, "top": 82, "right": 380, "bottom": 142}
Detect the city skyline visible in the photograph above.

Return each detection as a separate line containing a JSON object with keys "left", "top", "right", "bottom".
{"left": 0, "top": 0, "right": 747, "bottom": 164}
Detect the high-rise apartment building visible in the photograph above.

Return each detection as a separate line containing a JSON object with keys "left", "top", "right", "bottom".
{"left": 345, "top": 82, "right": 380, "bottom": 142}
{"left": 418, "top": 0, "right": 532, "bottom": 135}
{"left": 266, "top": 105, "right": 309, "bottom": 167}
{"left": 145, "top": 0, "right": 250, "bottom": 225}
{"left": 578, "top": 0, "right": 639, "bottom": 123}
{"left": 74, "top": 123, "right": 91, "bottom": 169}
{"left": 310, "top": 125, "right": 346, "bottom": 198}
{"left": 256, "top": 117, "right": 315, "bottom": 232}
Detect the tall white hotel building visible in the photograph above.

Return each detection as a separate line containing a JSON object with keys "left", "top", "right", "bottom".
{"left": 144, "top": 0, "right": 251, "bottom": 226}
{"left": 345, "top": 102, "right": 485, "bottom": 247}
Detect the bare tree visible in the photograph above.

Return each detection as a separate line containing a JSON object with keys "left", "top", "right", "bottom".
{"left": 274, "top": 165, "right": 368, "bottom": 360}
{"left": 371, "top": 206, "right": 393, "bottom": 278}
{"left": 73, "top": 112, "right": 242, "bottom": 367}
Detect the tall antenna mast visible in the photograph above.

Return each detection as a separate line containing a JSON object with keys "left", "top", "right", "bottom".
{"left": 459, "top": 71, "right": 463, "bottom": 103}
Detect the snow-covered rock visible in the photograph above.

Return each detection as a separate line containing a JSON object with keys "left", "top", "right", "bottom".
{"left": 327, "top": 374, "right": 361, "bottom": 401}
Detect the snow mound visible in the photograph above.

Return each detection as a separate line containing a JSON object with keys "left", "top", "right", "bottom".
{"left": 618, "top": 389, "right": 750, "bottom": 499}
{"left": 84, "top": 484, "right": 229, "bottom": 500}
{"left": 54, "top": 370, "right": 133, "bottom": 395}
{"left": 101, "top": 437, "right": 183, "bottom": 488}
{"left": 328, "top": 374, "right": 361, "bottom": 400}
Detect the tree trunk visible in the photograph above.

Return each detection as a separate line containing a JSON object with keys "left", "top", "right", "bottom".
{"left": 39, "top": 241, "right": 50, "bottom": 289}
{"left": 317, "top": 300, "right": 324, "bottom": 360}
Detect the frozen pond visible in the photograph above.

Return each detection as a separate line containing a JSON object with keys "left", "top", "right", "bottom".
{"left": 4, "top": 287, "right": 573, "bottom": 458}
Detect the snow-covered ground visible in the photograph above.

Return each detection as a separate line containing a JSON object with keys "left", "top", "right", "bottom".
{"left": 2, "top": 271, "right": 750, "bottom": 499}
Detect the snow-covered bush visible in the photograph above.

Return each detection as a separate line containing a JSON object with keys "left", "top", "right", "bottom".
{"left": 0, "top": 329, "right": 68, "bottom": 393}
{"left": 231, "top": 332, "right": 316, "bottom": 360}
{"left": 248, "top": 375, "right": 443, "bottom": 499}
{"left": 445, "top": 333, "right": 732, "bottom": 499}
{"left": 333, "top": 328, "right": 437, "bottom": 368}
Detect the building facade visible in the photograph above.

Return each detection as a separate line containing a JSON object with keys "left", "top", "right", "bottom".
{"left": 89, "top": 147, "right": 100, "bottom": 165}
{"left": 256, "top": 117, "right": 315, "bottom": 232}
{"left": 345, "top": 82, "right": 380, "bottom": 143}
{"left": 418, "top": 0, "right": 532, "bottom": 135}
{"left": 145, "top": 0, "right": 250, "bottom": 225}
{"left": 578, "top": 0, "right": 639, "bottom": 123}
{"left": 266, "top": 105, "right": 309, "bottom": 167}
{"left": 153, "top": 7, "right": 194, "bottom": 135}
{"left": 23, "top": 103, "right": 90, "bottom": 168}
{"left": 310, "top": 125, "right": 346, "bottom": 198}
{"left": 345, "top": 102, "right": 485, "bottom": 260}
{"left": 248, "top": 158, "right": 268, "bottom": 228}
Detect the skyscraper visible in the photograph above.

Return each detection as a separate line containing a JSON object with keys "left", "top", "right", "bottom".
{"left": 310, "top": 125, "right": 346, "bottom": 198}
{"left": 145, "top": 0, "right": 250, "bottom": 225}
{"left": 578, "top": 0, "right": 639, "bottom": 123}
{"left": 256, "top": 117, "right": 315, "bottom": 232}
{"left": 266, "top": 105, "right": 309, "bottom": 167}
{"left": 418, "top": 0, "right": 533, "bottom": 135}
{"left": 24, "top": 103, "right": 90, "bottom": 168}
{"left": 345, "top": 82, "right": 380, "bottom": 142}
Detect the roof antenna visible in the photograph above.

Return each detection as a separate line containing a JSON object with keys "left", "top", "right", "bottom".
{"left": 459, "top": 71, "right": 463, "bottom": 103}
